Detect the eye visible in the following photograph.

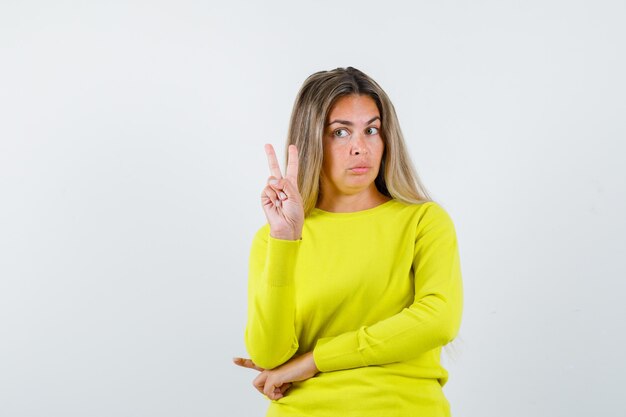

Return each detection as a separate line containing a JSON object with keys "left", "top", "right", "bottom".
{"left": 333, "top": 128, "right": 350, "bottom": 138}
{"left": 366, "top": 127, "right": 379, "bottom": 135}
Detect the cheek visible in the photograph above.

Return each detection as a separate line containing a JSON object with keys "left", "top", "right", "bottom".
{"left": 374, "top": 139, "right": 385, "bottom": 160}
{"left": 322, "top": 144, "right": 343, "bottom": 171}
{"left": 322, "top": 143, "right": 331, "bottom": 162}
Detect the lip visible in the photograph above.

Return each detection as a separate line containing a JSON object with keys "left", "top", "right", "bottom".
{"left": 349, "top": 166, "right": 371, "bottom": 174}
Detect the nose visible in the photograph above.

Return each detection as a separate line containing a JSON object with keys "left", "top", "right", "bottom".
{"left": 350, "top": 132, "right": 368, "bottom": 156}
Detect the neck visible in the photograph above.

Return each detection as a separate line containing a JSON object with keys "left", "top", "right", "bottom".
{"left": 316, "top": 186, "right": 391, "bottom": 213}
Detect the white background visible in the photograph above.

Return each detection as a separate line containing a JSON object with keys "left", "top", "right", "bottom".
{"left": 1, "top": 1, "right": 625, "bottom": 416}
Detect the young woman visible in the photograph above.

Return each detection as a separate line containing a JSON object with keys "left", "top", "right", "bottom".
{"left": 234, "top": 67, "right": 463, "bottom": 416}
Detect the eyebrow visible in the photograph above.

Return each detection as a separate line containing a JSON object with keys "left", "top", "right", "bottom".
{"left": 327, "top": 116, "right": 381, "bottom": 126}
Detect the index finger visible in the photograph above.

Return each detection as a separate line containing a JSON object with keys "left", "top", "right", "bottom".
{"left": 233, "top": 357, "right": 264, "bottom": 372}
{"left": 285, "top": 144, "right": 299, "bottom": 182}
{"left": 264, "top": 144, "right": 283, "bottom": 179}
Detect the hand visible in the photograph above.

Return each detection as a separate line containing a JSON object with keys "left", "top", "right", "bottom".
{"left": 232, "top": 353, "right": 319, "bottom": 400}
{"left": 262, "top": 144, "right": 304, "bottom": 241}
{"left": 232, "top": 357, "right": 293, "bottom": 399}
{"left": 255, "top": 352, "right": 318, "bottom": 400}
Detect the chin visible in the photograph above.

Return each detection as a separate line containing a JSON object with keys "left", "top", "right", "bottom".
{"left": 343, "top": 177, "right": 377, "bottom": 190}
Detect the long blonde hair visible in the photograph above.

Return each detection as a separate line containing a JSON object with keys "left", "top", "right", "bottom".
{"left": 285, "top": 66, "right": 432, "bottom": 216}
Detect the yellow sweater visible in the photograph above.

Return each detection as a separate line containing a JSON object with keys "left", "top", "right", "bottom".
{"left": 245, "top": 200, "right": 463, "bottom": 417}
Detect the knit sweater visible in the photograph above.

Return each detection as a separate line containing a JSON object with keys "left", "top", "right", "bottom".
{"left": 245, "top": 200, "right": 463, "bottom": 417}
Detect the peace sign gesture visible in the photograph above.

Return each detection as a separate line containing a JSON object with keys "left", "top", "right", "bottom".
{"left": 261, "top": 144, "right": 304, "bottom": 241}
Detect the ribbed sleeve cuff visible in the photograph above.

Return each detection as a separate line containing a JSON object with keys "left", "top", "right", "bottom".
{"left": 265, "top": 236, "right": 301, "bottom": 287}
{"left": 313, "top": 331, "right": 366, "bottom": 372}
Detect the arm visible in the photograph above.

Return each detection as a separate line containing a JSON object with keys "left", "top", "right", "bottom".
{"left": 313, "top": 203, "right": 463, "bottom": 372}
{"left": 245, "top": 144, "right": 304, "bottom": 370}
{"left": 244, "top": 225, "right": 301, "bottom": 370}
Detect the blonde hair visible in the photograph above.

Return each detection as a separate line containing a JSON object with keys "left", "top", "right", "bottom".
{"left": 285, "top": 67, "right": 432, "bottom": 216}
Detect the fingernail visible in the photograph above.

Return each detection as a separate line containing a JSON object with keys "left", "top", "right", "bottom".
{"left": 279, "top": 192, "right": 287, "bottom": 200}
{"left": 269, "top": 179, "right": 278, "bottom": 185}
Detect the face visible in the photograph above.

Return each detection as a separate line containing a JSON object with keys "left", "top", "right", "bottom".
{"left": 320, "top": 94, "right": 385, "bottom": 198}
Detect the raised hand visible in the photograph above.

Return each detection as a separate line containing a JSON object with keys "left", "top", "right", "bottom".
{"left": 261, "top": 144, "right": 304, "bottom": 240}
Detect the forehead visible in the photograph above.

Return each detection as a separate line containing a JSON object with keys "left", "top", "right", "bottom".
{"left": 327, "top": 95, "right": 380, "bottom": 121}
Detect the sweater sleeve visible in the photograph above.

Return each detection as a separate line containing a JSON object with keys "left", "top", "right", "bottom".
{"left": 312, "top": 203, "right": 463, "bottom": 372}
{"left": 244, "top": 225, "right": 301, "bottom": 370}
